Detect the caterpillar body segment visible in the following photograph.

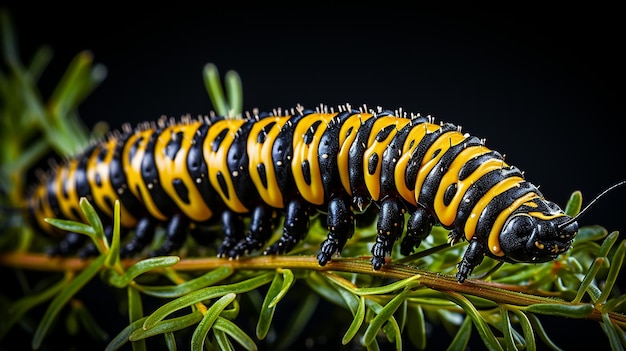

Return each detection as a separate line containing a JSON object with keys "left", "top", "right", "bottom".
{"left": 27, "top": 105, "right": 579, "bottom": 282}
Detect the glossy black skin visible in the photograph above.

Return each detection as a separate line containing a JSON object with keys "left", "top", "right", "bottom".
{"left": 499, "top": 211, "right": 578, "bottom": 264}
{"left": 450, "top": 194, "right": 578, "bottom": 282}
{"left": 30, "top": 106, "right": 579, "bottom": 283}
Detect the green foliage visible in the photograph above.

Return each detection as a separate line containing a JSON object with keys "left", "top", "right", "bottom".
{"left": 1, "top": 9, "right": 626, "bottom": 351}
{"left": 5, "top": 197, "right": 625, "bottom": 350}
{"left": 203, "top": 63, "right": 242, "bottom": 119}
{"left": 0, "top": 9, "right": 105, "bottom": 204}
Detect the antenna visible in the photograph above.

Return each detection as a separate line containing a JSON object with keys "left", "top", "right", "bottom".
{"left": 558, "top": 180, "right": 626, "bottom": 229}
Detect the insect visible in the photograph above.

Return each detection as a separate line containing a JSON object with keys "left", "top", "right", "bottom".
{"left": 27, "top": 103, "right": 617, "bottom": 283}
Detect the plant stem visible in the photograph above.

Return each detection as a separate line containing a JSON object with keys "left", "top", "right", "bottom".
{"left": 1, "top": 252, "right": 625, "bottom": 326}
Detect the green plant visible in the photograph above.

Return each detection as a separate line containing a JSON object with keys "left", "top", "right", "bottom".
{"left": 1, "top": 9, "right": 625, "bottom": 351}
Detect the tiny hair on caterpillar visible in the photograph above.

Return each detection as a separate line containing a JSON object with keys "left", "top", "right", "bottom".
{"left": 26, "top": 103, "right": 625, "bottom": 283}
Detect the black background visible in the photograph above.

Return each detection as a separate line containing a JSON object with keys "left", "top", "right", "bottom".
{"left": 2, "top": 4, "right": 624, "bottom": 350}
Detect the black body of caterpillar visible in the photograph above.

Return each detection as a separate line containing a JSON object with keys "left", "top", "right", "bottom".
{"left": 28, "top": 104, "right": 579, "bottom": 283}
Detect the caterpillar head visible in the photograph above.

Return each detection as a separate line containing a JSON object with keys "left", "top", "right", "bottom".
{"left": 498, "top": 180, "right": 625, "bottom": 263}
{"left": 498, "top": 201, "right": 577, "bottom": 263}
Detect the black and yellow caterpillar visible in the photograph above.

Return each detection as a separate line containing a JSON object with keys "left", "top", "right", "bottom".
{"left": 28, "top": 104, "right": 581, "bottom": 283}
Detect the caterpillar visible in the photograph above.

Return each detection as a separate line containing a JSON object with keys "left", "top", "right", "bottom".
{"left": 28, "top": 103, "right": 590, "bottom": 283}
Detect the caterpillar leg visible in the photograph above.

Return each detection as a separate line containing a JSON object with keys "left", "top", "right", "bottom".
{"left": 264, "top": 199, "right": 309, "bottom": 255}
{"left": 447, "top": 229, "right": 464, "bottom": 245}
{"left": 46, "top": 232, "right": 86, "bottom": 256}
{"left": 217, "top": 210, "right": 245, "bottom": 258}
{"left": 121, "top": 217, "right": 156, "bottom": 258}
{"left": 371, "top": 197, "right": 405, "bottom": 270}
{"left": 152, "top": 214, "right": 188, "bottom": 256}
{"left": 400, "top": 207, "right": 436, "bottom": 256}
{"left": 318, "top": 196, "right": 355, "bottom": 266}
{"left": 230, "top": 205, "right": 278, "bottom": 256}
{"left": 456, "top": 238, "right": 486, "bottom": 283}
